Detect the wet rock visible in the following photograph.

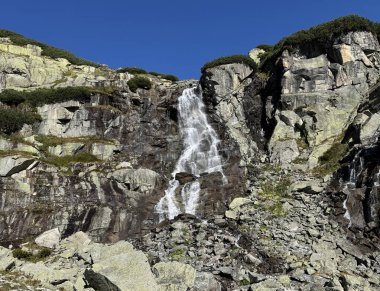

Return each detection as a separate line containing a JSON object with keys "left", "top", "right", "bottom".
{"left": 175, "top": 172, "right": 196, "bottom": 185}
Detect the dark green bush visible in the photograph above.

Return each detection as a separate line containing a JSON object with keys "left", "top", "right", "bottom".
{"left": 201, "top": 55, "right": 258, "bottom": 73}
{"left": 37, "top": 248, "right": 52, "bottom": 259}
{"left": 0, "top": 30, "right": 100, "bottom": 67}
{"left": 149, "top": 72, "right": 179, "bottom": 81}
{"left": 116, "top": 67, "right": 147, "bottom": 74}
{"left": 261, "top": 15, "right": 380, "bottom": 68}
{"left": 0, "top": 89, "right": 26, "bottom": 106}
{"left": 161, "top": 74, "right": 179, "bottom": 82}
{"left": 12, "top": 248, "right": 32, "bottom": 260}
{"left": 256, "top": 44, "right": 273, "bottom": 52}
{"left": 0, "top": 87, "right": 93, "bottom": 107}
{"left": 12, "top": 247, "right": 52, "bottom": 262}
{"left": 0, "top": 107, "right": 40, "bottom": 134}
{"left": 127, "top": 76, "right": 152, "bottom": 92}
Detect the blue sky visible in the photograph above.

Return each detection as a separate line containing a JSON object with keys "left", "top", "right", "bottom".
{"left": 2, "top": 0, "right": 379, "bottom": 79}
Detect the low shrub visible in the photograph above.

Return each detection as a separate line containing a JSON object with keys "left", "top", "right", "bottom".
{"left": 116, "top": 67, "right": 147, "bottom": 74}
{"left": 41, "top": 152, "right": 99, "bottom": 167}
{"left": 261, "top": 15, "right": 380, "bottom": 68}
{"left": 0, "top": 107, "right": 40, "bottom": 134}
{"left": 201, "top": 54, "right": 258, "bottom": 73}
{"left": 127, "top": 76, "right": 152, "bottom": 92}
{"left": 256, "top": 44, "right": 273, "bottom": 52}
{"left": 12, "top": 248, "right": 31, "bottom": 260}
{"left": 149, "top": 72, "right": 179, "bottom": 81}
{"left": 0, "top": 87, "right": 92, "bottom": 107}
{"left": 0, "top": 30, "right": 99, "bottom": 67}
{"left": 12, "top": 247, "right": 52, "bottom": 262}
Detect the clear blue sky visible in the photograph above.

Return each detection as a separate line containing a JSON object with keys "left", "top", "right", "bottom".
{"left": 2, "top": 0, "right": 379, "bottom": 80}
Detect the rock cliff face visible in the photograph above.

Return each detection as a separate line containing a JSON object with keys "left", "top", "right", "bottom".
{"left": 1, "top": 20, "right": 380, "bottom": 290}
{"left": 0, "top": 38, "right": 244, "bottom": 245}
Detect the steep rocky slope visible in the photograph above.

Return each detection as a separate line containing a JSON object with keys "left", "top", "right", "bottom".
{"left": 1, "top": 15, "right": 380, "bottom": 291}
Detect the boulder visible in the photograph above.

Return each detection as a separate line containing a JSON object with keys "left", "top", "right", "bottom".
{"left": 0, "top": 246, "right": 15, "bottom": 271}
{"left": 111, "top": 168, "right": 160, "bottom": 193}
{"left": 0, "top": 156, "right": 35, "bottom": 177}
{"left": 175, "top": 172, "right": 196, "bottom": 185}
{"left": 35, "top": 228, "right": 61, "bottom": 249}
{"left": 153, "top": 261, "right": 197, "bottom": 290}
{"left": 290, "top": 180, "right": 324, "bottom": 194}
{"left": 249, "top": 48, "right": 265, "bottom": 64}
{"left": 85, "top": 241, "right": 158, "bottom": 291}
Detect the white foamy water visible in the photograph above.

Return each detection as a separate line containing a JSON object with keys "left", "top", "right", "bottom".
{"left": 155, "top": 87, "right": 227, "bottom": 221}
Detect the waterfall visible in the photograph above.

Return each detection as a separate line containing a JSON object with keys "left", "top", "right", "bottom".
{"left": 343, "top": 152, "right": 364, "bottom": 225}
{"left": 155, "top": 87, "right": 227, "bottom": 221}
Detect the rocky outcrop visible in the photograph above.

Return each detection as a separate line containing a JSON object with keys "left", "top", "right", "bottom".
{"left": 200, "top": 63, "right": 264, "bottom": 165}
{"left": 268, "top": 31, "right": 380, "bottom": 168}
{"left": 0, "top": 41, "right": 130, "bottom": 90}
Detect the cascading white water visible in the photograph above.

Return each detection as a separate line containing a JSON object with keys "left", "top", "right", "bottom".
{"left": 343, "top": 153, "right": 364, "bottom": 225}
{"left": 155, "top": 87, "right": 227, "bottom": 221}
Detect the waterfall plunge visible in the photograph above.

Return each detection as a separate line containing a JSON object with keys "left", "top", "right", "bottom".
{"left": 155, "top": 87, "right": 227, "bottom": 221}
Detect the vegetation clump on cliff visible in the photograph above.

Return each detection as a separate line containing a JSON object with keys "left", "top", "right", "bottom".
{"left": 117, "top": 67, "right": 179, "bottom": 81}
{"left": 259, "top": 15, "right": 380, "bottom": 68}
{"left": 0, "top": 87, "right": 93, "bottom": 107}
{"left": 116, "top": 67, "right": 148, "bottom": 74}
{"left": 201, "top": 54, "right": 258, "bottom": 73}
{"left": 127, "top": 76, "right": 152, "bottom": 92}
{"left": 0, "top": 107, "right": 40, "bottom": 134}
{"left": 0, "top": 30, "right": 100, "bottom": 67}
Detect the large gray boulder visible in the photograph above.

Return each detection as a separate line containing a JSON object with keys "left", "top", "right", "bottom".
{"left": 35, "top": 228, "right": 61, "bottom": 249}
{"left": 153, "top": 261, "right": 197, "bottom": 290}
{"left": 84, "top": 241, "right": 159, "bottom": 291}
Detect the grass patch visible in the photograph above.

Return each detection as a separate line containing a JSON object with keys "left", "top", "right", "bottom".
{"left": 0, "top": 149, "right": 35, "bottom": 157}
{"left": 0, "top": 29, "right": 100, "bottom": 67}
{"left": 260, "top": 15, "right": 380, "bottom": 68}
{"left": 169, "top": 249, "right": 185, "bottom": 260}
{"left": 36, "top": 135, "right": 114, "bottom": 149}
{"left": 201, "top": 54, "right": 258, "bottom": 73}
{"left": 259, "top": 177, "right": 291, "bottom": 217}
{"left": 127, "top": 76, "right": 152, "bottom": 92}
{"left": 41, "top": 152, "right": 99, "bottom": 167}
{"left": 313, "top": 140, "right": 349, "bottom": 177}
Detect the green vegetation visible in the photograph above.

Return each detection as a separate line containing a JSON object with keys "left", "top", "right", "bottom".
{"left": 35, "top": 135, "right": 114, "bottom": 150}
{"left": 260, "top": 15, "right": 380, "bottom": 68}
{"left": 12, "top": 247, "right": 52, "bottom": 262}
{"left": 256, "top": 44, "right": 274, "bottom": 51}
{"left": 259, "top": 177, "right": 291, "bottom": 217}
{"left": 0, "top": 87, "right": 93, "bottom": 107}
{"left": 0, "top": 29, "right": 99, "bottom": 67}
{"left": 0, "top": 107, "right": 40, "bottom": 134}
{"left": 41, "top": 152, "right": 99, "bottom": 168}
{"left": 116, "top": 67, "right": 179, "bottom": 81}
{"left": 201, "top": 54, "right": 258, "bottom": 73}
{"left": 149, "top": 72, "right": 179, "bottom": 81}
{"left": 116, "top": 67, "right": 148, "bottom": 74}
{"left": 169, "top": 249, "right": 185, "bottom": 260}
{"left": 313, "top": 140, "right": 349, "bottom": 177}
{"left": 127, "top": 76, "right": 152, "bottom": 92}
